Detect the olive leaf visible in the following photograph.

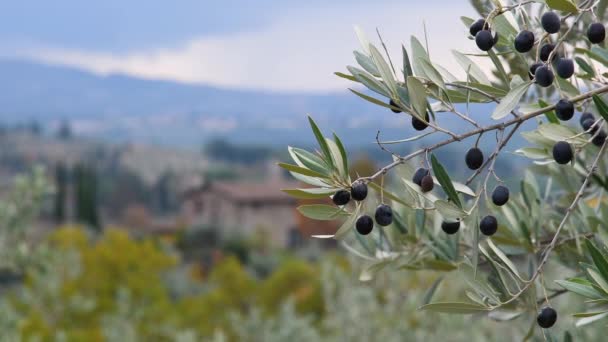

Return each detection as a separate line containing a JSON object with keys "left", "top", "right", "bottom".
{"left": 491, "top": 81, "right": 531, "bottom": 120}
{"left": 282, "top": 188, "right": 339, "bottom": 199}
{"left": 353, "top": 50, "right": 380, "bottom": 76}
{"left": 402, "top": 45, "right": 413, "bottom": 79}
{"left": 546, "top": 0, "right": 578, "bottom": 13}
{"left": 307, "top": 116, "right": 335, "bottom": 170}
{"left": 297, "top": 205, "right": 349, "bottom": 221}
{"left": 430, "top": 154, "right": 462, "bottom": 208}
{"left": 418, "top": 302, "right": 489, "bottom": 314}
{"left": 369, "top": 44, "right": 398, "bottom": 96}
{"left": 539, "top": 99, "right": 559, "bottom": 124}
{"left": 278, "top": 163, "right": 330, "bottom": 179}
{"left": 407, "top": 76, "right": 428, "bottom": 120}
{"left": 334, "top": 203, "right": 361, "bottom": 239}
{"left": 592, "top": 94, "right": 608, "bottom": 122}
{"left": 452, "top": 50, "right": 490, "bottom": 85}
{"left": 585, "top": 240, "right": 608, "bottom": 283}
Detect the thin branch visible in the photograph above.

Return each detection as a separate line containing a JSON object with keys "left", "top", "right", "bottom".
{"left": 493, "top": 137, "right": 608, "bottom": 308}
{"left": 446, "top": 82, "right": 519, "bottom": 118}
{"left": 357, "top": 84, "right": 608, "bottom": 184}
{"left": 466, "top": 121, "right": 523, "bottom": 185}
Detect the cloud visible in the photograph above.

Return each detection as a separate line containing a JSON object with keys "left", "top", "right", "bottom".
{"left": 7, "top": 2, "right": 483, "bottom": 93}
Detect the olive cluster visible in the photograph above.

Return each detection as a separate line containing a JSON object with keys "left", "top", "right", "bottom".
{"left": 332, "top": 182, "right": 393, "bottom": 236}
{"left": 470, "top": 11, "right": 605, "bottom": 87}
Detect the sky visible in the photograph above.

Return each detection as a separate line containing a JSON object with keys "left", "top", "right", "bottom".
{"left": 0, "top": 0, "right": 480, "bottom": 93}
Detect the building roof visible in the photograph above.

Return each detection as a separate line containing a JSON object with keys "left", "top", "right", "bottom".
{"left": 184, "top": 179, "right": 300, "bottom": 204}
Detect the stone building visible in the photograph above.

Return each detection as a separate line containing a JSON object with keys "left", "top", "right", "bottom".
{"left": 181, "top": 180, "right": 303, "bottom": 247}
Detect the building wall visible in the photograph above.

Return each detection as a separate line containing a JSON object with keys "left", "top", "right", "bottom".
{"left": 181, "top": 191, "right": 298, "bottom": 247}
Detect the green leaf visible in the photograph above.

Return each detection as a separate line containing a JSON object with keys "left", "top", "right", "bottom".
{"left": 334, "top": 203, "right": 361, "bottom": 239}
{"left": 573, "top": 311, "right": 608, "bottom": 318}
{"left": 491, "top": 81, "right": 531, "bottom": 120}
{"left": 349, "top": 88, "right": 399, "bottom": 111}
{"left": 586, "top": 240, "right": 608, "bottom": 283}
{"left": 333, "top": 133, "right": 349, "bottom": 180}
{"left": 460, "top": 16, "right": 474, "bottom": 29}
{"left": 434, "top": 200, "right": 466, "bottom": 221}
{"left": 487, "top": 50, "right": 509, "bottom": 85}
{"left": 418, "top": 302, "right": 489, "bottom": 314}
{"left": 555, "top": 279, "right": 604, "bottom": 299}
{"left": 407, "top": 76, "right": 428, "bottom": 119}
{"left": 452, "top": 50, "right": 490, "bottom": 84}
{"left": 278, "top": 163, "right": 329, "bottom": 179}
{"left": 487, "top": 238, "right": 522, "bottom": 280}
{"left": 592, "top": 95, "right": 608, "bottom": 123}
{"left": 282, "top": 188, "right": 338, "bottom": 199}
{"left": 288, "top": 147, "right": 330, "bottom": 176}
{"left": 592, "top": 46, "right": 608, "bottom": 64}
{"left": 514, "top": 147, "right": 549, "bottom": 159}
{"left": 538, "top": 123, "right": 584, "bottom": 143}
{"left": 353, "top": 25, "right": 371, "bottom": 54}
{"left": 539, "top": 99, "right": 559, "bottom": 124}
{"left": 430, "top": 154, "right": 462, "bottom": 208}
{"left": 450, "top": 82, "right": 508, "bottom": 97}
{"left": 391, "top": 211, "right": 408, "bottom": 234}
{"left": 556, "top": 77, "right": 580, "bottom": 97}
{"left": 347, "top": 66, "right": 390, "bottom": 97}
{"left": 353, "top": 50, "right": 380, "bottom": 76}
{"left": 410, "top": 36, "right": 429, "bottom": 78}
{"left": 369, "top": 44, "right": 398, "bottom": 96}
{"left": 421, "top": 277, "right": 444, "bottom": 305}
{"left": 326, "top": 138, "right": 346, "bottom": 179}
{"left": 307, "top": 116, "right": 335, "bottom": 170}
{"left": 297, "top": 204, "right": 349, "bottom": 220}
{"left": 419, "top": 59, "right": 445, "bottom": 90}
{"left": 334, "top": 72, "right": 358, "bottom": 82}
{"left": 575, "top": 312, "right": 608, "bottom": 327}
{"left": 402, "top": 45, "right": 413, "bottom": 79}
{"left": 546, "top": 0, "right": 578, "bottom": 13}
{"left": 576, "top": 57, "right": 595, "bottom": 76}
{"left": 451, "top": 181, "right": 476, "bottom": 197}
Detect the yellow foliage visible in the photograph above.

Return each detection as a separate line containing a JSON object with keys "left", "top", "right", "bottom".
{"left": 16, "top": 228, "right": 327, "bottom": 340}
{"left": 258, "top": 259, "right": 323, "bottom": 317}
{"left": 18, "top": 227, "right": 178, "bottom": 340}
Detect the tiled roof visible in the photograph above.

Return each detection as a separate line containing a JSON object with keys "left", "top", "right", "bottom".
{"left": 185, "top": 180, "right": 300, "bottom": 203}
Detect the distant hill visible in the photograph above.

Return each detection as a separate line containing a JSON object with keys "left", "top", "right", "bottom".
{"left": 0, "top": 59, "right": 493, "bottom": 148}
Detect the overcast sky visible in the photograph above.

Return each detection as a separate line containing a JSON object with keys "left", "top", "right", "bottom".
{"left": 1, "top": 0, "right": 479, "bottom": 92}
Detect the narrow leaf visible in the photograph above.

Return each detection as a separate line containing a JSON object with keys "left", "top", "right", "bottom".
{"left": 491, "top": 81, "right": 531, "bottom": 120}
{"left": 297, "top": 204, "right": 349, "bottom": 220}
{"left": 430, "top": 154, "right": 462, "bottom": 208}
{"left": 546, "top": 0, "right": 578, "bottom": 13}
{"left": 555, "top": 279, "right": 604, "bottom": 299}
{"left": 334, "top": 203, "right": 361, "bottom": 239}
{"left": 452, "top": 50, "right": 490, "bottom": 84}
{"left": 407, "top": 76, "right": 428, "bottom": 119}
{"left": 421, "top": 277, "right": 444, "bottom": 305}
{"left": 585, "top": 240, "right": 608, "bottom": 283}
{"left": 418, "top": 302, "right": 489, "bottom": 314}
{"left": 333, "top": 133, "right": 349, "bottom": 180}
{"left": 282, "top": 188, "right": 338, "bottom": 199}
{"left": 402, "top": 45, "right": 413, "bottom": 79}
{"left": 307, "top": 116, "right": 334, "bottom": 170}
{"left": 349, "top": 88, "right": 398, "bottom": 110}
{"left": 539, "top": 99, "right": 559, "bottom": 124}
{"left": 278, "top": 163, "right": 329, "bottom": 179}
{"left": 592, "top": 95, "right": 608, "bottom": 123}
{"left": 488, "top": 238, "right": 522, "bottom": 280}
{"left": 369, "top": 44, "right": 398, "bottom": 96}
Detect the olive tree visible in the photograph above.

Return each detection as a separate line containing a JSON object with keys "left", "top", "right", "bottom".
{"left": 280, "top": 0, "right": 608, "bottom": 337}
